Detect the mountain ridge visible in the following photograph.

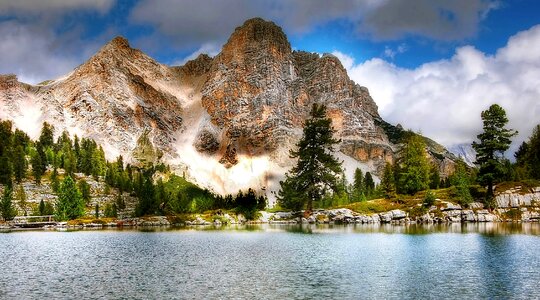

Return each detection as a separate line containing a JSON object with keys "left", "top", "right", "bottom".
{"left": 0, "top": 18, "right": 458, "bottom": 204}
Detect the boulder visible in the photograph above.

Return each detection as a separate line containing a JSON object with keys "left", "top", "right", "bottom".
{"left": 441, "top": 202, "right": 462, "bottom": 211}
{"left": 379, "top": 212, "right": 393, "bottom": 223}
{"left": 461, "top": 210, "right": 476, "bottom": 222}
{"left": 477, "top": 211, "right": 498, "bottom": 222}
{"left": 275, "top": 212, "right": 293, "bottom": 219}
{"left": 390, "top": 209, "right": 406, "bottom": 220}
{"left": 417, "top": 213, "right": 433, "bottom": 223}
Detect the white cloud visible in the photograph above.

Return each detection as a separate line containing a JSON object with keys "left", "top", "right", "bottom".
{"left": 0, "top": 1, "right": 116, "bottom": 84}
{"left": 382, "top": 44, "right": 407, "bottom": 59}
{"left": 333, "top": 24, "right": 540, "bottom": 156}
{"left": 171, "top": 43, "right": 221, "bottom": 66}
{"left": 331, "top": 51, "right": 354, "bottom": 70}
{"left": 0, "top": 22, "right": 80, "bottom": 84}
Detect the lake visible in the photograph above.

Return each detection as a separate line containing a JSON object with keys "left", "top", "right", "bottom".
{"left": 1, "top": 223, "right": 539, "bottom": 299}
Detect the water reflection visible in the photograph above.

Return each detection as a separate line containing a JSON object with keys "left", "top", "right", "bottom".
{"left": 4, "top": 222, "right": 540, "bottom": 235}
{"left": 233, "top": 223, "right": 540, "bottom": 236}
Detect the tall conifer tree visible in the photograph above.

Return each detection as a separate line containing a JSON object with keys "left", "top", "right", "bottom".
{"left": 277, "top": 104, "right": 343, "bottom": 212}
{"left": 472, "top": 104, "right": 517, "bottom": 201}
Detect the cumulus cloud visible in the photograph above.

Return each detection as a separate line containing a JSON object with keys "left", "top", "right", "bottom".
{"left": 130, "top": 0, "right": 498, "bottom": 49}
{"left": 334, "top": 24, "right": 540, "bottom": 155}
{"left": 0, "top": 1, "right": 116, "bottom": 84}
{"left": 0, "top": 22, "right": 81, "bottom": 83}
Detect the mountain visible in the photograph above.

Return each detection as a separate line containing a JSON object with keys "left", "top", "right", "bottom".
{"left": 0, "top": 18, "right": 457, "bottom": 204}
{"left": 449, "top": 144, "right": 477, "bottom": 166}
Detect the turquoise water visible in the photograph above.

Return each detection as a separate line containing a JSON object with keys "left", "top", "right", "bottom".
{"left": 1, "top": 224, "right": 539, "bottom": 299}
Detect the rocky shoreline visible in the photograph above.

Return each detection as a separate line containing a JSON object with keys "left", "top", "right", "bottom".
{"left": 2, "top": 207, "right": 538, "bottom": 231}
{"left": 2, "top": 186, "right": 538, "bottom": 230}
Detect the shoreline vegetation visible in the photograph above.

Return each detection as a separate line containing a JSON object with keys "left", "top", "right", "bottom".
{"left": 3, "top": 183, "right": 540, "bottom": 231}
{"left": 1, "top": 104, "right": 540, "bottom": 232}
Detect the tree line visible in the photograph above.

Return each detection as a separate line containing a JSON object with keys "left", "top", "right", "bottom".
{"left": 0, "top": 120, "right": 267, "bottom": 221}
{"left": 278, "top": 103, "right": 537, "bottom": 212}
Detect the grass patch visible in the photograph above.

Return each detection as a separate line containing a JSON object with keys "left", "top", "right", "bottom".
{"left": 345, "top": 198, "right": 408, "bottom": 214}
{"left": 341, "top": 188, "right": 459, "bottom": 214}
{"left": 495, "top": 180, "right": 540, "bottom": 194}
{"left": 503, "top": 208, "right": 522, "bottom": 221}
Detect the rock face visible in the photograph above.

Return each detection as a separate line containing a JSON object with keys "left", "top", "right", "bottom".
{"left": 199, "top": 18, "right": 391, "bottom": 169}
{"left": 0, "top": 18, "right": 458, "bottom": 204}
{"left": 495, "top": 186, "right": 540, "bottom": 208}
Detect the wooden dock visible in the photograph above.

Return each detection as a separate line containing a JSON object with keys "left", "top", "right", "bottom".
{"left": 12, "top": 215, "right": 57, "bottom": 228}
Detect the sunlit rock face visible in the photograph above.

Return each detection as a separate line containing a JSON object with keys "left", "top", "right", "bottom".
{"left": 0, "top": 18, "right": 457, "bottom": 205}
{"left": 200, "top": 18, "right": 392, "bottom": 171}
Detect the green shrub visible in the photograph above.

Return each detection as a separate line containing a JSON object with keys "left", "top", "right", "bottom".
{"left": 423, "top": 190, "right": 436, "bottom": 208}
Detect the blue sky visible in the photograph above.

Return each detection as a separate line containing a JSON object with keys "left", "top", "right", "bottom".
{"left": 0, "top": 0, "right": 539, "bottom": 152}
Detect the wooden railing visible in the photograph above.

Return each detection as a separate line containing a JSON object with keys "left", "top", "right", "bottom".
{"left": 12, "top": 215, "right": 56, "bottom": 224}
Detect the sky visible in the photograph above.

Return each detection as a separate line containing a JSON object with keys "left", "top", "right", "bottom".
{"left": 1, "top": 0, "right": 539, "bottom": 154}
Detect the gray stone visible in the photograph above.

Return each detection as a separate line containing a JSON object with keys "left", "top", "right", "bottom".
{"left": 461, "top": 210, "right": 476, "bottom": 222}
{"left": 469, "top": 202, "right": 484, "bottom": 209}
{"left": 417, "top": 213, "right": 433, "bottom": 223}
{"left": 441, "top": 203, "right": 462, "bottom": 211}
{"left": 391, "top": 209, "right": 406, "bottom": 219}
{"left": 379, "top": 212, "right": 393, "bottom": 223}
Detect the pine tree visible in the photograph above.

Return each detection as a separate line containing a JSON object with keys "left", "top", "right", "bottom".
{"left": 429, "top": 165, "right": 441, "bottom": 189}
{"left": 380, "top": 162, "right": 396, "bottom": 199}
{"left": 12, "top": 145, "right": 27, "bottom": 183}
{"left": 364, "top": 172, "right": 375, "bottom": 197}
{"left": 472, "top": 104, "right": 517, "bottom": 201}
{"left": 12, "top": 129, "right": 30, "bottom": 149}
{"left": 30, "top": 148, "right": 44, "bottom": 184}
{"left": 39, "top": 199, "right": 46, "bottom": 216}
{"left": 16, "top": 185, "right": 28, "bottom": 216}
{"left": 116, "top": 193, "right": 126, "bottom": 210}
{"left": 135, "top": 176, "right": 156, "bottom": 216}
{"left": 74, "top": 135, "right": 81, "bottom": 172}
{"left": 451, "top": 159, "right": 473, "bottom": 206}
{"left": 397, "top": 133, "right": 430, "bottom": 195}
{"left": 36, "top": 142, "right": 48, "bottom": 173}
{"left": 51, "top": 167, "right": 60, "bottom": 193}
{"left": 0, "top": 120, "right": 13, "bottom": 157}
{"left": 277, "top": 104, "right": 343, "bottom": 212}
{"left": 63, "top": 146, "right": 76, "bottom": 176}
{"left": 1, "top": 187, "right": 16, "bottom": 221}
{"left": 525, "top": 125, "right": 540, "bottom": 179}
{"left": 56, "top": 175, "right": 84, "bottom": 221}
{"left": 92, "top": 146, "right": 106, "bottom": 180}
{"left": 39, "top": 122, "right": 55, "bottom": 150}
{"left": 352, "top": 168, "right": 364, "bottom": 199}
{"left": 78, "top": 179, "right": 91, "bottom": 204}
{"left": 0, "top": 154, "right": 12, "bottom": 188}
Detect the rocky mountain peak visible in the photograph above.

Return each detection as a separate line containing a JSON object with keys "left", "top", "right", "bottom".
{"left": 108, "top": 36, "right": 130, "bottom": 49}
{"left": 221, "top": 16, "right": 294, "bottom": 65}
{"left": 222, "top": 17, "right": 291, "bottom": 59}
{"left": 79, "top": 36, "right": 138, "bottom": 72}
